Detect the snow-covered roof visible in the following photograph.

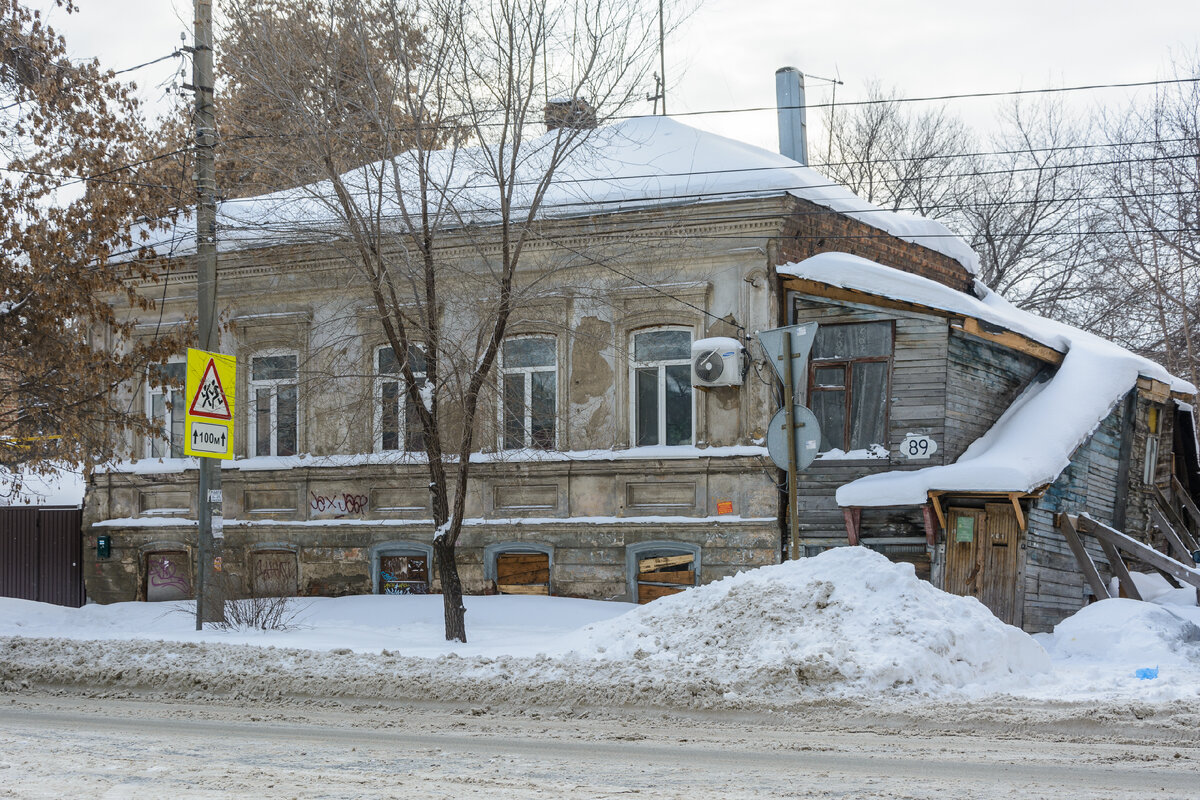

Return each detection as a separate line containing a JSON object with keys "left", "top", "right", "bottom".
{"left": 777, "top": 252, "right": 1196, "bottom": 507}
{"left": 141, "top": 117, "right": 978, "bottom": 274}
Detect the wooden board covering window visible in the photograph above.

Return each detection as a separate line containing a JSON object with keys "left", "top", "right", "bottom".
{"left": 379, "top": 554, "right": 429, "bottom": 595}
{"left": 146, "top": 551, "right": 192, "bottom": 602}
{"left": 637, "top": 552, "right": 695, "bottom": 604}
{"left": 943, "top": 504, "right": 1021, "bottom": 625}
{"left": 250, "top": 550, "right": 298, "bottom": 597}
{"left": 496, "top": 552, "right": 550, "bottom": 595}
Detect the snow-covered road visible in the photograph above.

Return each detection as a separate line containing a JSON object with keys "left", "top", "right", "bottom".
{"left": 1, "top": 691, "right": 1198, "bottom": 799}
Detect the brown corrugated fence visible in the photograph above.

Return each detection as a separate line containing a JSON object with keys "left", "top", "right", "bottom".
{"left": 0, "top": 506, "right": 85, "bottom": 607}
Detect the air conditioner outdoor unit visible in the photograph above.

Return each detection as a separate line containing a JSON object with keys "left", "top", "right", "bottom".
{"left": 691, "top": 337, "right": 745, "bottom": 387}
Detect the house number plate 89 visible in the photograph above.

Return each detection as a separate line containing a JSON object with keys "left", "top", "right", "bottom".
{"left": 901, "top": 433, "right": 938, "bottom": 459}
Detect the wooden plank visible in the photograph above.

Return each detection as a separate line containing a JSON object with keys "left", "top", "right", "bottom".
{"left": 1096, "top": 537, "right": 1142, "bottom": 601}
{"left": 1172, "top": 475, "right": 1200, "bottom": 530}
{"left": 639, "top": 554, "right": 693, "bottom": 572}
{"left": 497, "top": 554, "right": 550, "bottom": 567}
{"left": 1056, "top": 515, "right": 1112, "bottom": 600}
{"left": 1148, "top": 506, "right": 1194, "bottom": 563}
{"left": 1076, "top": 514, "right": 1200, "bottom": 591}
{"left": 498, "top": 567, "right": 551, "bottom": 584}
{"left": 1008, "top": 492, "right": 1026, "bottom": 532}
{"left": 954, "top": 319, "right": 1064, "bottom": 365}
{"left": 637, "top": 583, "right": 686, "bottom": 603}
{"left": 1136, "top": 377, "right": 1171, "bottom": 403}
{"left": 497, "top": 583, "right": 549, "bottom": 595}
{"left": 638, "top": 569, "right": 694, "bottom": 586}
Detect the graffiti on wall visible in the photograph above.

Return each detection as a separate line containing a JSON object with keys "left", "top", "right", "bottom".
{"left": 147, "top": 552, "right": 192, "bottom": 602}
{"left": 308, "top": 491, "right": 369, "bottom": 517}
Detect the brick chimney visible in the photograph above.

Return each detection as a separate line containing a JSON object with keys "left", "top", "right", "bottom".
{"left": 544, "top": 98, "right": 598, "bottom": 132}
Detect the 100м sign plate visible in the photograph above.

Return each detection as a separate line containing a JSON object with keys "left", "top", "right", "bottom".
{"left": 183, "top": 348, "right": 237, "bottom": 460}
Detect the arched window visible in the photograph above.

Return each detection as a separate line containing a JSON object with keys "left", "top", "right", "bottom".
{"left": 483, "top": 542, "right": 553, "bottom": 595}
{"left": 375, "top": 344, "right": 427, "bottom": 452}
{"left": 630, "top": 327, "right": 693, "bottom": 446}
{"left": 370, "top": 541, "right": 434, "bottom": 595}
{"left": 626, "top": 541, "right": 700, "bottom": 604}
{"left": 249, "top": 546, "right": 299, "bottom": 597}
{"left": 500, "top": 336, "right": 557, "bottom": 450}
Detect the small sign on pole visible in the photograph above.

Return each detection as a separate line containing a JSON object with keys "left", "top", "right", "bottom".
{"left": 184, "top": 348, "right": 236, "bottom": 460}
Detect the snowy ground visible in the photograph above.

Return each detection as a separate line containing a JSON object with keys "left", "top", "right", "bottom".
{"left": 3, "top": 548, "right": 1197, "bottom": 711}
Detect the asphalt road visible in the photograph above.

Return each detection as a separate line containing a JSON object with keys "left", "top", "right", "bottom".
{"left": 1, "top": 692, "right": 1198, "bottom": 798}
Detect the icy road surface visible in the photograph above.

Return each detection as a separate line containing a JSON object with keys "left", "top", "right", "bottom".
{"left": 1, "top": 691, "right": 1198, "bottom": 799}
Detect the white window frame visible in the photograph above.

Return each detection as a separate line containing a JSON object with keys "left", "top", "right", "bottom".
{"left": 145, "top": 357, "right": 186, "bottom": 458}
{"left": 374, "top": 343, "right": 426, "bottom": 453}
{"left": 498, "top": 335, "right": 558, "bottom": 451}
{"left": 248, "top": 350, "right": 299, "bottom": 457}
{"left": 629, "top": 326, "right": 695, "bottom": 447}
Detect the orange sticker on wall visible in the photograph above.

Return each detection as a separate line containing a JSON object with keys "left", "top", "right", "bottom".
{"left": 716, "top": 500, "right": 733, "bottom": 515}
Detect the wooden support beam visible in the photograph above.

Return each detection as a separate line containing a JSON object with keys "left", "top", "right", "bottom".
{"left": 1077, "top": 513, "right": 1200, "bottom": 591}
{"left": 1172, "top": 475, "right": 1200, "bottom": 534}
{"left": 955, "top": 318, "right": 1064, "bottom": 365}
{"left": 1057, "top": 514, "right": 1112, "bottom": 601}
{"left": 921, "top": 503, "right": 938, "bottom": 548}
{"left": 1153, "top": 485, "right": 1200, "bottom": 553}
{"left": 1136, "top": 377, "right": 1171, "bottom": 403}
{"left": 928, "top": 492, "right": 947, "bottom": 531}
{"left": 1007, "top": 492, "right": 1027, "bottom": 532}
{"left": 842, "top": 507, "right": 862, "bottom": 546}
{"left": 1148, "top": 505, "right": 1196, "bottom": 563}
{"left": 781, "top": 277, "right": 1065, "bottom": 365}
{"left": 1095, "top": 537, "right": 1142, "bottom": 601}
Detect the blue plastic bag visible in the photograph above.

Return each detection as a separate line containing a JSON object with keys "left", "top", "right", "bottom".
{"left": 1134, "top": 666, "right": 1159, "bottom": 680}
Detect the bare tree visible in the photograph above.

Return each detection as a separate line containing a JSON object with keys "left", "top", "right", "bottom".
{"left": 1096, "top": 57, "right": 1200, "bottom": 394}
{"left": 819, "top": 80, "right": 973, "bottom": 219}
{"left": 219, "top": 0, "right": 667, "bottom": 641}
{"left": 954, "top": 99, "right": 1100, "bottom": 318}
{"left": 0, "top": 0, "right": 183, "bottom": 494}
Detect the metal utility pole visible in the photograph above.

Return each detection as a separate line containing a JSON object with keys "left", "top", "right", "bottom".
{"left": 658, "top": 0, "right": 666, "bottom": 115}
{"left": 191, "top": 0, "right": 223, "bottom": 627}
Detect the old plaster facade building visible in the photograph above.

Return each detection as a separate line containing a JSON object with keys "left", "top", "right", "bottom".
{"left": 84, "top": 116, "right": 1199, "bottom": 632}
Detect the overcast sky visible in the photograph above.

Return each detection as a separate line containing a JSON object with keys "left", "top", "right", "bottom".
{"left": 39, "top": 0, "right": 1200, "bottom": 152}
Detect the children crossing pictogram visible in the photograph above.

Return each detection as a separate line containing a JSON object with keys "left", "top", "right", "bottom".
{"left": 188, "top": 358, "right": 232, "bottom": 420}
{"left": 184, "top": 348, "right": 236, "bottom": 460}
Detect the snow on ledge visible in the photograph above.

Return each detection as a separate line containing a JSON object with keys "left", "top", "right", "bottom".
{"left": 93, "top": 514, "right": 775, "bottom": 529}
{"left": 775, "top": 253, "right": 1196, "bottom": 508}
{"left": 96, "top": 444, "right": 770, "bottom": 475}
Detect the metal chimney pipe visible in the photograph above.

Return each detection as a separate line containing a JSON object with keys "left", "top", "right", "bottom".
{"left": 776, "top": 67, "right": 808, "bottom": 165}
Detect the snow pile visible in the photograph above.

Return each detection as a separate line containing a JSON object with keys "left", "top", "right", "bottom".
{"left": 776, "top": 253, "right": 1194, "bottom": 506}
{"left": 1043, "top": 599, "right": 1200, "bottom": 667}
{"left": 135, "top": 117, "right": 978, "bottom": 274}
{"left": 567, "top": 547, "right": 1049, "bottom": 696}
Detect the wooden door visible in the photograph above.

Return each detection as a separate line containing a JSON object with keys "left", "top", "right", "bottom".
{"left": 943, "top": 505, "right": 1021, "bottom": 625}
{"left": 944, "top": 508, "right": 985, "bottom": 600}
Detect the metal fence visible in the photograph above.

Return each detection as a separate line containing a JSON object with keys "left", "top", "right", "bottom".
{"left": 0, "top": 506, "right": 85, "bottom": 607}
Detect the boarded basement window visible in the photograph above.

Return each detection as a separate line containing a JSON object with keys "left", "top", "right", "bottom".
{"left": 636, "top": 549, "right": 696, "bottom": 603}
{"left": 146, "top": 551, "right": 192, "bottom": 602}
{"left": 379, "top": 554, "right": 429, "bottom": 594}
{"left": 250, "top": 550, "right": 298, "bottom": 597}
{"left": 495, "top": 552, "right": 551, "bottom": 595}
